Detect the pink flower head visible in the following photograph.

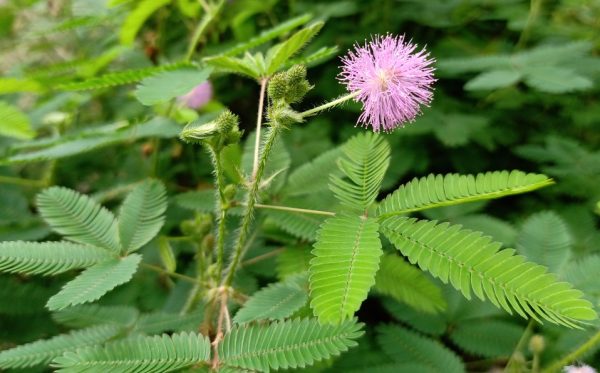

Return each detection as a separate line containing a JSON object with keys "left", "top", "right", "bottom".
{"left": 338, "top": 34, "right": 435, "bottom": 132}
{"left": 564, "top": 365, "right": 597, "bottom": 373}
{"left": 179, "top": 81, "right": 213, "bottom": 109}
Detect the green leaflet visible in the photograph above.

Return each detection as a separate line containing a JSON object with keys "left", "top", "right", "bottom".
{"left": 265, "top": 22, "right": 324, "bottom": 75}
{"left": 0, "top": 241, "right": 111, "bottom": 276}
{"left": 381, "top": 217, "right": 597, "bottom": 328}
{"left": 52, "top": 304, "right": 140, "bottom": 329}
{"left": 0, "top": 101, "right": 35, "bottom": 140}
{"left": 516, "top": 211, "right": 572, "bottom": 274}
{"left": 284, "top": 146, "right": 343, "bottom": 197}
{"left": 330, "top": 132, "right": 390, "bottom": 211}
{"left": 0, "top": 324, "right": 121, "bottom": 370}
{"left": 309, "top": 214, "right": 382, "bottom": 324}
{"left": 46, "top": 254, "right": 142, "bottom": 311}
{"left": 234, "top": 273, "right": 308, "bottom": 323}
{"left": 377, "top": 170, "right": 554, "bottom": 217}
{"left": 37, "top": 187, "right": 121, "bottom": 253}
{"left": 134, "top": 68, "right": 213, "bottom": 106}
{"left": 377, "top": 324, "right": 465, "bottom": 373}
{"left": 374, "top": 253, "right": 446, "bottom": 313}
{"left": 449, "top": 319, "right": 524, "bottom": 358}
{"left": 52, "top": 332, "right": 211, "bottom": 373}
{"left": 219, "top": 318, "right": 363, "bottom": 372}
{"left": 276, "top": 246, "right": 312, "bottom": 280}
{"left": 118, "top": 179, "right": 167, "bottom": 253}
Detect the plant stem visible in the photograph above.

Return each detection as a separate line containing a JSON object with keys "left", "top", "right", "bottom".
{"left": 140, "top": 262, "right": 197, "bottom": 284}
{"left": 254, "top": 203, "right": 336, "bottom": 216}
{"left": 504, "top": 319, "right": 534, "bottom": 373}
{"left": 0, "top": 175, "right": 47, "bottom": 188}
{"left": 542, "top": 328, "right": 600, "bottom": 373}
{"left": 299, "top": 91, "right": 359, "bottom": 118}
{"left": 223, "top": 126, "right": 281, "bottom": 286}
{"left": 185, "top": 0, "right": 225, "bottom": 62}
{"left": 205, "top": 144, "right": 228, "bottom": 281}
{"left": 241, "top": 248, "right": 285, "bottom": 267}
{"left": 252, "top": 78, "right": 268, "bottom": 180}
{"left": 516, "top": 0, "right": 544, "bottom": 49}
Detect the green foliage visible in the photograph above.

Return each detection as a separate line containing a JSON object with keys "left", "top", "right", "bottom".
{"left": 0, "top": 325, "right": 121, "bottom": 370}
{"left": 284, "top": 147, "right": 343, "bottom": 197}
{"left": 276, "top": 246, "right": 312, "bottom": 280}
{"left": 135, "top": 68, "right": 213, "bottom": 106}
{"left": 0, "top": 241, "right": 111, "bottom": 276}
{"left": 46, "top": 254, "right": 142, "bottom": 311}
{"left": 330, "top": 133, "right": 390, "bottom": 211}
{"left": 516, "top": 211, "right": 572, "bottom": 273}
{"left": 119, "top": 0, "right": 171, "bottom": 45}
{"left": 309, "top": 214, "right": 381, "bottom": 323}
{"left": 3, "top": 118, "right": 181, "bottom": 164}
{"left": 118, "top": 179, "right": 167, "bottom": 253}
{"left": 378, "top": 171, "right": 554, "bottom": 217}
{"left": 52, "top": 304, "right": 140, "bottom": 329}
{"left": 265, "top": 22, "right": 324, "bottom": 75}
{"left": 449, "top": 319, "right": 523, "bottom": 358}
{"left": 219, "top": 318, "right": 363, "bottom": 371}
{"left": 374, "top": 253, "right": 446, "bottom": 314}
{"left": 57, "top": 63, "right": 192, "bottom": 91}
{"left": 53, "top": 332, "right": 211, "bottom": 372}
{"left": 38, "top": 187, "right": 121, "bottom": 253}
{"left": 234, "top": 273, "right": 308, "bottom": 323}
{"left": 377, "top": 324, "right": 465, "bottom": 373}
{"left": 0, "top": 101, "right": 35, "bottom": 140}
{"left": 381, "top": 217, "right": 596, "bottom": 327}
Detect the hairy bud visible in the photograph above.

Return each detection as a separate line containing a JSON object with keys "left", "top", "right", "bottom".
{"left": 180, "top": 109, "right": 241, "bottom": 148}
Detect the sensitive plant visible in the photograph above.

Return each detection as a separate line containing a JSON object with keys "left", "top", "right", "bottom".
{"left": 1, "top": 1, "right": 600, "bottom": 373}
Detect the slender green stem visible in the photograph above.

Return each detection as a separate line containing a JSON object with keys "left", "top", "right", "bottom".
{"left": 252, "top": 78, "right": 268, "bottom": 180}
{"left": 299, "top": 91, "right": 359, "bottom": 118}
{"left": 504, "top": 320, "right": 535, "bottom": 373}
{"left": 185, "top": 0, "right": 225, "bottom": 62}
{"left": 140, "top": 262, "right": 197, "bottom": 284}
{"left": 254, "top": 203, "right": 336, "bottom": 216}
{"left": 180, "top": 283, "right": 202, "bottom": 315}
{"left": 542, "top": 328, "right": 600, "bottom": 373}
{"left": 223, "top": 126, "right": 281, "bottom": 286}
{"left": 242, "top": 248, "right": 285, "bottom": 267}
{"left": 205, "top": 144, "right": 228, "bottom": 281}
{"left": 516, "top": 0, "right": 544, "bottom": 49}
{"left": 0, "top": 175, "right": 47, "bottom": 187}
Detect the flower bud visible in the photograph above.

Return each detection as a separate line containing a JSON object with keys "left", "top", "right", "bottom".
{"left": 180, "top": 110, "right": 241, "bottom": 148}
{"left": 267, "top": 72, "right": 287, "bottom": 101}
{"left": 528, "top": 334, "right": 545, "bottom": 354}
{"left": 180, "top": 119, "right": 218, "bottom": 144}
{"left": 223, "top": 184, "right": 237, "bottom": 202}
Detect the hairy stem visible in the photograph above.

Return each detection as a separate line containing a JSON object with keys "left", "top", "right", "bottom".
{"left": 252, "top": 78, "right": 268, "bottom": 180}
{"left": 516, "top": 0, "right": 544, "bottom": 49}
{"left": 504, "top": 320, "right": 534, "bottom": 373}
{"left": 299, "top": 91, "right": 360, "bottom": 118}
{"left": 0, "top": 175, "right": 47, "bottom": 188}
{"left": 254, "top": 203, "right": 336, "bottom": 216}
{"left": 241, "top": 248, "right": 285, "bottom": 267}
{"left": 205, "top": 144, "right": 228, "bottom": 281}
{"left": 223, "top": 126, "right": 281, "bottom": 286}
{"left": 542, "top": 328, "right": 600, "bottom": 373}
{"left": 185, "top": 0, "right": 225, "bottom": 62}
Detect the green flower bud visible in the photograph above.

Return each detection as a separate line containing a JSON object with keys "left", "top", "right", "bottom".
{"left": 223, "top": 184, "right": 237, "bottom": 202}
{"left": 270, "top": 106, "right": 303, "bottom": 127}
{"left": 267, "top": 72, "right": 288, "bottom": 101}
{"left": 529, "top": 334, "right": 545, "bottom": 354}
{"left": 215, "top": 109, "right": 239, "bottom": 134}
{"left": 284, "top": 65, "right": 311, "bottom": 103}
{"left": 180, "top": 119, "right": 218, "bottom": 144}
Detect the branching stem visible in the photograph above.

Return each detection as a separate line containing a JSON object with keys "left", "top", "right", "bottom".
{"left": 185, "top": 0, "right": 225, "bottom": 62}
{"left": 140, "top": 262, "right": 197, "bottom": 284}
{"left": 205, "top": 144, "right": 228, "bottom": 281}
{"left": 542, "top": 328, "right": 600, "bottom": 373}
{"left": 299, "top": 91, "right": 359, "bottom": 118}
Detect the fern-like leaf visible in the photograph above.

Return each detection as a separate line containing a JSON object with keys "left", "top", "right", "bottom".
{"left": 133, "top": 309, "right": 205, "bottom": 334}
{"left": 284, "top": 147, "right": 343, "bottom": 197}
{"left": 118, "top": 179, "right": 167, "bottom": 253}
{"left": 0, "top": 241, "right": 111, "bottom": 276}
{"left": 0, "top": 325, "right": 121, "bottom": 370}
{"left": 449, "top": 319, "right": 524, "bottom": 358}
{"left": 377, "top": 324, "right": 465, "bottom": 373}
{"left": 47, "top": 254, "right": 141, "bottom": 311}
{"left": 378, "top": 170, "right": 554, "bottom": 217}
{"left": 330, "top": 133, "right": 390, "bottom": 211}
{"left": 374, "top": 254, "right": 446, "bottom": 313}
{"left": 265, "top": 22, "right": 324, "bottom": 75}
{"left": 119, "top": 0, "right": 171, "bottom": 45}
{"left": 37, "top": 187, "right": 121, "bottom": 253}
{"left": 219, "top": 318, "right": 363, "bottom": 372}
{"left": 276, "top": 246, "right": 312, "bottom": 280}
{"left": 309, "top": 214, "right": 382, "bottom": 324}
{"left": 516, "top": 211, "right": 572, "bottom": 273}
{"left": 381, "top": 217, "right": 597, "bottom": 327}
{"left": 52, "top": 304, "right": 140, "bottom": 328}
{"left": 56, "top": 62, "right": 192, "bottom": 91}
{"left": 52, "top": 332, "right": 211, "bottom": 372}
{"left": 234, "top": 273, "right": 308, "bottom": 323}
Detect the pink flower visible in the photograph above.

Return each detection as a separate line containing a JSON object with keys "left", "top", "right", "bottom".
{"left": 564, "top": 365, "right": 597, "bottom": 373}
{"left": 179, "top": 81, "right": 213, "bottom": 109}
{"left": 338, "top": 34, "right": 435, "bottom": 132}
